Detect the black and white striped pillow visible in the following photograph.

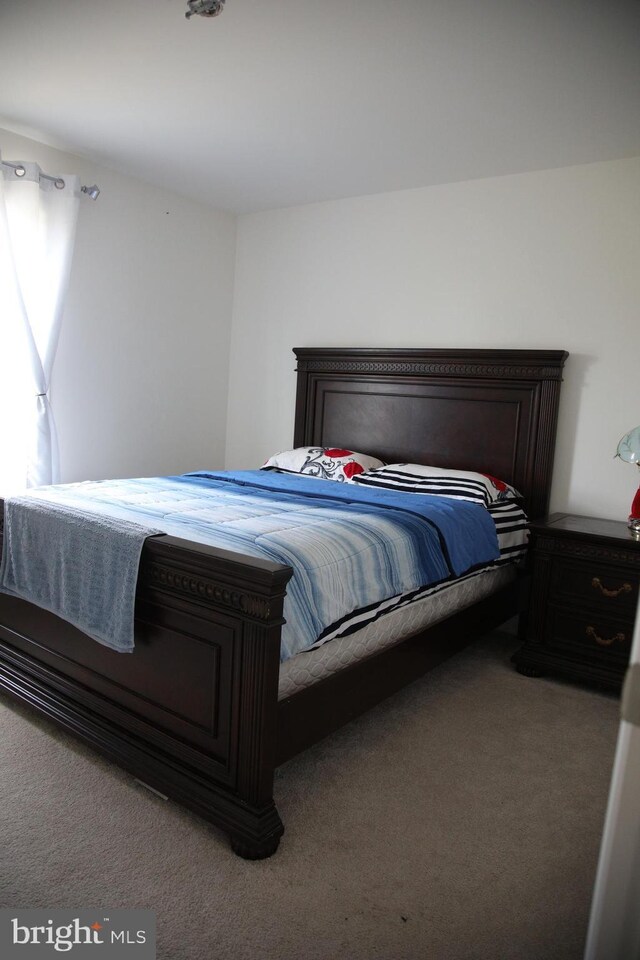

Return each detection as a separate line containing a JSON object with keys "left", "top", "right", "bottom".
{"left": 353, "top": 463, "right": 520, "bottom": 507}
{"left": 486, "top": 501, "right": 529, "bottom": 564}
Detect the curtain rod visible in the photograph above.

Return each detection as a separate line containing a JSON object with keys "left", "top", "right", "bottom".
{"left": 0, "top": 159, "right": 100, "bottom": 200}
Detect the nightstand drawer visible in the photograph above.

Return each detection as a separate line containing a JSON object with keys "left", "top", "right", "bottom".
{"left": 514, "top": 513, "right": 640, "bottom": 691}
{"left": 548, "top": 605, "right": 633, "bottom": 664}
{"left": 550, "top": 558, "right": 638, "bottom": 615}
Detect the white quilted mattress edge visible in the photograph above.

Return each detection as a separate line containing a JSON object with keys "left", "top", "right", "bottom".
{"left": 277, "top": 564, "right": 515, "bottom": 699}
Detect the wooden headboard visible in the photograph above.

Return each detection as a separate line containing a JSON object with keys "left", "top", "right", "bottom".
{"left": 293, "top": 348, "right": 568, "bottom": 520}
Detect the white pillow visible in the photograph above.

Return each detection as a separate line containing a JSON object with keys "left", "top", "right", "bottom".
{"left": 353, "top": 463, "right": 521, "bottom": 506}
{"left": 262, "top": 446, "right": 384, "bottom": 482}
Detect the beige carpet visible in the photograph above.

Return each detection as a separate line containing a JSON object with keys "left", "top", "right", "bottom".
{"left": 0, "top": 631, "right": 619, "bottom": 960}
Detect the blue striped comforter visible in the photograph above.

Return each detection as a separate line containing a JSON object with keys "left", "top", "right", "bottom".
{"left": 0, "top": 470, "right": 500, "bottom": 661}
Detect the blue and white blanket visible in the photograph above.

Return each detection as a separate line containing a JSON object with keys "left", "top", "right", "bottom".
{"left": 0, "top": 470, "right": 501, "bottom": 660}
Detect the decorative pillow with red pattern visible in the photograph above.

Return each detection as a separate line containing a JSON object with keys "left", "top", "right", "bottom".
{"left": 262, "top": 446, "right": 385, "bottom": 482}
{"left": 352, "top": 463, "right": 521, "bottom": 506}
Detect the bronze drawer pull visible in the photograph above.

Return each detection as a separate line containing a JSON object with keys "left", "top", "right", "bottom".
{"left": 591, "top": 577, "right": 632, "bottom": 599}
{"left": 586, "top": 625, "right": 626, "bottom": 647}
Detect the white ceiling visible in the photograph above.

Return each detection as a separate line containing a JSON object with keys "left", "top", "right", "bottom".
{"left": 0, "top": 0, "right": 638, "bottom": 214}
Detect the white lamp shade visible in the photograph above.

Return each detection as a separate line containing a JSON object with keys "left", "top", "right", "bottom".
{"left": 616, "top": 425, "right": 640, "bottom": 464}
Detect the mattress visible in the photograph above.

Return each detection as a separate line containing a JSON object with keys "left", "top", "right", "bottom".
{"left": 278, "top": 562, "right": 515, "bottom": 698}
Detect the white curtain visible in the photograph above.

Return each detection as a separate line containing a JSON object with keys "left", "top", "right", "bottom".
{"left": 0, "top": 155, "right": 80, "bottom": 493}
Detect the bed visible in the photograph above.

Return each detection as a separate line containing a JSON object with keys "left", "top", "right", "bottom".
{"left": 0, "top": 347, "right": 568, "bottom": 858}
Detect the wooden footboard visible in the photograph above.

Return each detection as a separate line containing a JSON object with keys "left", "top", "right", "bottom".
{"left": 0, "top": 504, "right": 292, "bottom": 859}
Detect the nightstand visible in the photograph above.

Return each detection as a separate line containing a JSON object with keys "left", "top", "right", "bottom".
{"left": 513, "top": 514, "right": 640, "bottom": 691}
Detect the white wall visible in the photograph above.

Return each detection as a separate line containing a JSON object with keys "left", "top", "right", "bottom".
{"left": 227, "top": 157, "right": 640, "bottom": 521}
{"left": 3, "top": 129, "right": 637, "bottom": 521}
{"left": 1, "top": 128, "right": 236, "bottom": 483}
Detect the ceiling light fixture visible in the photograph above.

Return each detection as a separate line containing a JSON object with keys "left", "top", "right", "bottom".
{"left": 185, "top": 0, "right": 226, "bottom": 19}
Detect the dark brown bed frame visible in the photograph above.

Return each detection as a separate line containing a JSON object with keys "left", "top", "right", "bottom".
{"left": 0, "top": 348, "right": 568, "bottom": 858}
